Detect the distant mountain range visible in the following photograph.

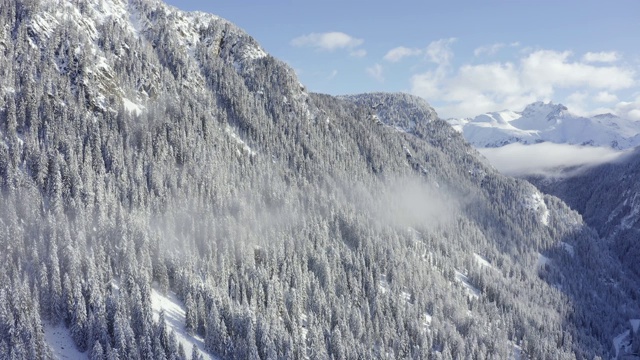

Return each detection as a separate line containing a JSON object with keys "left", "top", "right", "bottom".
{"left": 448, "top": 101, "right": 640, "bottom": 149}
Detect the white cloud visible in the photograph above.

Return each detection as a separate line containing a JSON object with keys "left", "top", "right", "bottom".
{"left": 479, "top": 142, "right": 629, "bottom": 177}
{"left": 384, "top": 46, "right": 422, "bottom": 62}
{"left": 410, "top": 70, "right": 442, "bottom": 99}
{"left": 425, "top": 38, "right": 456, "bottom": 66}
{"left": 328, "top": 69, "right": 338, "bottom": 80}
{"left": 410, "top": 48, "right": 636, "bottom": 118}
{"left": 474, "top": 42, "right": 520, "bottom": 57}
{"left": 350, "top": 49, "right": 367, "bottom": 58}
{"left": 291, "top": 32, "right": 363, "bottom": 51}
{"left": 583, "top": 51, "right": 620, "bottom": 63}
{"left": 563, "top": 91, "right": 591, "bottom": 116}
{"left": 521, "top": 50, "right": 634, "bottom": 91}
{"left": 594, "top": 91, "right": 619, "bottom": 103}
{"left": 614, "top": 95, "right": 640, "bottom": 120}
{"left": 366, "top": 64, "right": 384, "bottom": 82}
{"left": 474, "top": 43, "right": 505, "bottom": 57}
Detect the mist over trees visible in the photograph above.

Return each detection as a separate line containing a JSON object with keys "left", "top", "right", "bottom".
{"left": 0, "top": 0, "right": 639, "bottom": 359}
{"left": 529, "top": 149, "right": 640, "bottom": 279}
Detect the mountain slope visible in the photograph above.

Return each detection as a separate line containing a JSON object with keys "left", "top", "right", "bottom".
{"left": 0, "top": 0, "right": 639, "bottom": 359}
{"left": 450, "top": 101, "right": 640, "bottom": 149}
{"left": 530, "top": 150, "right": 640, "bottom": 277}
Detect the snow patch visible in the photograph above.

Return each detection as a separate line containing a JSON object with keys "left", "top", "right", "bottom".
{"left": 621, "top": 199, "right": 640, "bottom": 230}
{"left": 44, "top": 323, "right": 87, "bottom": 360}
{"left": 378, "top": 275, "right": 390, "bottom": 295}
{"left": 455, "top": 271, "right": 481, "bottom": 299}
{"left": 423, "top": 313, "right": 432, "bottom": 331}
{"left": 523, "top": 191, "right": 550, "bottom": 226}
{"left": 151, "top": 289, "right": 216, "bottom": 360}
{"left": 473, "top": 253, "right": 492, "bottom": 268}
{"left": 122, "top": 98, "right": 144, "bottom": 115}
{"left": 511, "top": 342, "right": 523, "bottom": 360}
{"left": 225, "top": 126, "right": 256, "bottom": 156}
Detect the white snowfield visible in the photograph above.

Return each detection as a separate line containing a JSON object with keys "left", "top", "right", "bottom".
{"left": 44, "top": 323, "right": 88, "bottom": 360}
{"left": 449, "top": 101, "right": 640, "bottom": 149}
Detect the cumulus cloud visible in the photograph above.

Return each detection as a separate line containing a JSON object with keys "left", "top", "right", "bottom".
{"left": 384, "top": 46, "right": 422, "bottom": 62}
{"left": 521, "top": 50, "right": 634, "bottom": 91}
{"left": 583, "top": 51, "right": 619, "bottom": 63}
{"left": 366, "top": 63, "right": 384, "bottom": 82}
{"left": 594, "top": 91, "right": 619, "bottom": 103}
{"left": 425, "top": 37, "right": 456, "bottom": 66}
{"left": 479, "top": 142, "right": 629, "bottom": 177}
{"left": 410, "top": 48, "right": 636, "bottom": 118}
{"left": 614, "top": 95, "right": 640, "bottom": 120}
{"left": 291, "top": 31, "right": 363, "bottom": 51}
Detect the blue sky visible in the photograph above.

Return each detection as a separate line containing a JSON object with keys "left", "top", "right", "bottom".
{"left": 165, "top": 0, "right": 640, "bottom": 119}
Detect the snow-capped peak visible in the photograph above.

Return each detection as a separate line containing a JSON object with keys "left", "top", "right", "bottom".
{"left": 521, "top": 101, "right": 568, "bottom": 118}
{"left": 22, "top": 0, "right": 268, "bottom": 114}
{"left": 448, "top": 102, "right": 640, "bottom": 149}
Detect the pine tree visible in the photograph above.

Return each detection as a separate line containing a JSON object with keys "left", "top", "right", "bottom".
{"left": 184, "top": 292, "right": 196, "bottom": 335}
{"left": 90, "top": 341, "right": 105, "bottom": 360}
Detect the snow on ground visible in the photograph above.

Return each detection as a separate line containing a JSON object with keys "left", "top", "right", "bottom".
{"left": 620, "top": 194, "right": 640, "bottom": 230}
{"left": 423, "top": 313, "right": 432, "bottom": 329}
{"left": 225, "top": 125, "right": 256, "bottom": 156}
{"left": 151, "top": 288, "right": 217, "bottom": 360}
{"left": 44, "top": 323, "right": 87, "bottom": 360}
{"left": 473, "top": 253, "right": 492, "bottom": 268}
{"left": 378, "top": 274, "right": 390, "bottom": 294}
{"left": 631, "top": 319, "right": 640, "bottom": 334}
{"left": 454, "top": 271, "right": 481, "bottom": 299}
{"left": 122, "top": 97, "right": 145, "bottom": 115}
{"left": 523, "top": 191, "right": 550, "bottom": 226}
{"left": 511, "top": 342, "right": 523, "bottom": 360}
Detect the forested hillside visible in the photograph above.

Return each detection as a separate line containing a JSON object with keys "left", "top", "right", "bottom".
{"left": 530, "top": 150, "right": 640, "bottom": 279}
{"left": 1, "top": 0, "right": 639, "bottom": 359}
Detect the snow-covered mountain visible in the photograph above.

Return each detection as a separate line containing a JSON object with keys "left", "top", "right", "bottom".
{"left": 2, "top": 0, "right": 640, "bottom": 359}
{"left": 340, "top": 92, "right": 439, "bottom": 133}
{"left": 449, "top": 101, "right": 640, "bottom": 149}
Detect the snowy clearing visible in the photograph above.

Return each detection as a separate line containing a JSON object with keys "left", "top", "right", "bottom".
{"left": 522, "top": 191, "right": 550, "bottom": 226}
{"left": 225, "top": 125, "right": 256, "bottom": 156}
{"left": 44, "top": 323, "right": 87, "bottom": 360}
{"left": 151, "top": 288, "right": 217, "bottom": 360}
{"left": 473, "top": 253, "right": 492, "bottom": 268}
{"left": 455, "top": 271, "right": 481, "bottom": 299}
{"left": 122, "top": 97, "right": 144, "bottom": 115}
